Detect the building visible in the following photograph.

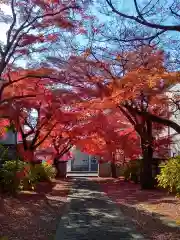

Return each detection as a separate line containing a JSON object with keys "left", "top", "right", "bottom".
{"left": 164, "top": 83, "right": 180, "bottom": 157}
{"left": 66, "top": 147, "right": 99, "bottom": 176}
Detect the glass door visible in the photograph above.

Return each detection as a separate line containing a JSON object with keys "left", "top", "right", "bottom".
{"left": 90, "top": 156, "right": 98, "bottom": 172}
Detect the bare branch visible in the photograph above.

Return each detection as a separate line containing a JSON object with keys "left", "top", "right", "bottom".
{"left": 106, "top": 0, "right": 180, "bottom": 32}
{"left": 6, "top": 0, "right": 17, "bottom": 45}
{"left": 170, "top": 7, "right": 180, "bottom": 18}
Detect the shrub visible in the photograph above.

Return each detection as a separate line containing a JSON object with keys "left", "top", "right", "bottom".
{"left": 122, "top": 164, "right": 131, "bottom": 181}
{"left": 0, "top": 160, "right": 56, "bottom": 193}
{"left": 156, "top": 156, "right": 180, "bottom": 196}
{"left": 42, "top": 161, "right": 56, "bottom": 179}
{"left": 122, "top": 160, "right": 141, "bottom": 183}
{"left": 0, "top": 160, "right": 26, "bottom": 193}
{"left": 0, "top": 144, "right": 10, "bottom": 166}
{"left": 30, "top": 162, "right": 56, "bottom": 182}
{"left": 21, "top": 162, "right": 56, "bottom": 190}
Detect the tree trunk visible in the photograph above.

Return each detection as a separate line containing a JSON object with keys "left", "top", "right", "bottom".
{"left": 140, "top": 143, "right": 154, "bottom": 189}
{"left": 140, "top": 119, "right": 154, "bottom": 190}
{"left": 53, "top": 158, "right": 60, "bottom": 178}
{"left": 111, "top": 162, "right": 117, "bottom": 178}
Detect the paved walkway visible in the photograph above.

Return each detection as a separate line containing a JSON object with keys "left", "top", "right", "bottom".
{"left": 55, "top": 178, "right": 146, "bottom": 240}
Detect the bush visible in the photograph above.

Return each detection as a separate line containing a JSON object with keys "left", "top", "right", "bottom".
{"left": 122, "top": 160, "right": 141, "bottom": 183}
{"left": 156, "top": 157, "right": 180, "bottom": 196}
{"left": 30, "top": 162, "right": 56, "bottom": 182}
{"left": 123, "top": 164, "right": 131, "bottom": 181}
{"left": 0, "top": 160, "right": 56, "bottom": 193}
{"left": 0, "top": 160, "right": 26, "bottom": 193}
{"left": 19, "top": 162, "right": 56, "bottom": 191}
{"left": 0, "top": 144, "right": 10, "bottom": 166}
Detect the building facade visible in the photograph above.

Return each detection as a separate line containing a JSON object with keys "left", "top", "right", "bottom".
{"left": 67, "top": 147, "right": 99, "bottom": 173}
{"left": 165, "top": 84, "right": 180, "bottom": 158}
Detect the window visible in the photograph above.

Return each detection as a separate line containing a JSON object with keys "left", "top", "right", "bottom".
{"left": 91, "top": 156, "right": 97, "bottom": 164}
{"left": 82, "top": 159, "right": 88, "bottom": 162}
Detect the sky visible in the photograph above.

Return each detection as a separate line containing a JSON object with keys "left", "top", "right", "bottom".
{"left": 0, "top": 1, "right": 179, "bottom": 70}
{"left": 0, "top": 4, "right": 11, "bottom": 43}
{"left": 0, "top": 3, "right": 30, "bottom": 68}
{"left": 1, "top": 1, "right": 179, "bottom": 55}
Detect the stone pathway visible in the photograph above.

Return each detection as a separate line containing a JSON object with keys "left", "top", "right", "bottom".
{"left": 55, "top": 178, "right": 146, "bottom": 240}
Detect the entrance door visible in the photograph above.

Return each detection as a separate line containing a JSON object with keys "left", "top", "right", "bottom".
{"left": 69, "top": 148, "right": 98, "bottom": 172}
{"left": 90, "top": 156, "right": 98, "bottom": 172}
{"left": 71, "top": 158, "right": 89, "bottom": 171}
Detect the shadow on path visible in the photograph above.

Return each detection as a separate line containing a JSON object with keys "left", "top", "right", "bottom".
{"left": 93, "top": 178, "right": 180, "bottom": 240}
{"left": 55, "top": 178, "right": 145, "bottom": 240}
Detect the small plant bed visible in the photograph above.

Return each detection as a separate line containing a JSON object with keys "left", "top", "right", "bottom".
{"left": 93, "top": 177, "right": 180, "bottom": 240}
{"left": 0, "top": 178, "right": 72, "bottom": 240}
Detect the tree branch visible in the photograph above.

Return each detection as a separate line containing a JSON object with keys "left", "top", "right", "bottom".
{"left": 125, "top": 104, "right": 180, "bottom": 134}
{"left": 106, "top": 0, "right": 180, "bottom": 32}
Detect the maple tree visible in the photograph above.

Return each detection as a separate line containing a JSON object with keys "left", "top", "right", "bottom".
{"left": 0, "top": 0, "right": 84, "bottom": 70}
{"left": 73, "top": 105, "right": 171, "bottom": 180}
{"left": 0, "top": 0, "right": 92, "bottom": 162}
{"left": 75, "top": 112, "right": 140, "bottom": 178}
{"left": 56, "top": 44, "right": 179, "bottom": 187}
{"left": 35, "top": 126, "right": 72, "bottom": 175}
{"left": 0, "top": 0, "right": 179, "bottom": 192}
{"left": 63, "top": 43, "right": 179, "bottom": 188}
{"left": 40, "top": 123, "right": 72, "bottom": 159}
{"left": 0, "top": 0, "right": 91, "bottom": 125}
{"left": 63, "top": 101, "right": 168, "bottom": 180}
{"left": 0, "top": 76, "right": 79, "bottom": 163}
{"left": 95, "top": 0, "right": 180, "bottom": 70}
{"left": 5, "top": 41, "right": 174, "bottom": 188}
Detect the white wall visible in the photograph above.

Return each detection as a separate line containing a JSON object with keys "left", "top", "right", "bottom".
{"left": 71, "top": 148, "right": 89, "bottom": 166}
{"left": 167, "top": 84, "right": 180, "bottom": 157}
